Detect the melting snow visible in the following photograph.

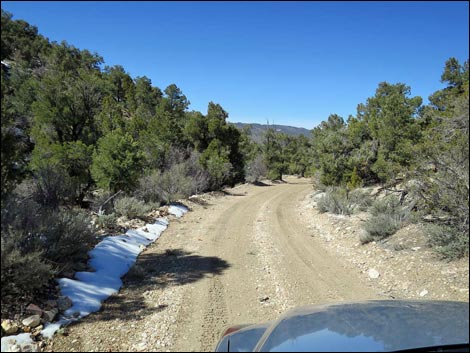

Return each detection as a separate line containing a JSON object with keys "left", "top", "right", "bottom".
{"left": 3, "top": 205, "right": 189, "bottom": 349}
{"left": 168, "top": 204, "right": 189, "bottom": 218}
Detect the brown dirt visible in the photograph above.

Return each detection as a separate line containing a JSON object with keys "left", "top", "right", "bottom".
{"left": 47, "top": 177, "right": 468, "bottom": 352}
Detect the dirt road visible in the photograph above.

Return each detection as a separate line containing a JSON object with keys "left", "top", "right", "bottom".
{"left": 50, "top": 177, "right": 379, "bottom": 352}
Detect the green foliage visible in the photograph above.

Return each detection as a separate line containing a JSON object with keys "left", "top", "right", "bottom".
{"left": 426, "top": 224, "right": 469, "bottom": 260}
{"left": 410, "top": 59, "right": 469, "bottom": 259}
{"left": 310, "top": 115, "right": 352, "bottom": 185}
{"left": 346, "top": 166, "right": 362, "bottom": 190}
{"left": 263, "top": 128, "right": 288, "bottom": 181}
{"left": 91, "top": 130, "right": 144, "bottom": 192}
{"left": 200, "top": 139, "right": 233, "bottom": 189}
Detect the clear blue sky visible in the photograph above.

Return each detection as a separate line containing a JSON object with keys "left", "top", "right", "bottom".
{"left": 2, "top": 1, "right": 469, "bottom": 129}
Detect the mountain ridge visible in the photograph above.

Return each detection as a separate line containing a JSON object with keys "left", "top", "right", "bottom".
{"left": 230, "top": 122, "right": 311, "bottom": 143}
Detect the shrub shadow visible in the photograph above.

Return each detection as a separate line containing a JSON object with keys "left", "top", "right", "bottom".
{"left": 68, "top": 249, "right": 230, "bottom": 324}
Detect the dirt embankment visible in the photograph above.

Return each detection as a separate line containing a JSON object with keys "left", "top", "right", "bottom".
{"left": 48, "top": 177, "right": 468, "bottom": 352}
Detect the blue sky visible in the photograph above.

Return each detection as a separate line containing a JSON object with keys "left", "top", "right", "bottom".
{"left": 2, "top": 1, "right": 469, "bottom": 129}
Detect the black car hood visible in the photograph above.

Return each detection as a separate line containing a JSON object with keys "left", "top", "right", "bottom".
{"left": 217, "top": 300, "right": 469, "bottom": 352}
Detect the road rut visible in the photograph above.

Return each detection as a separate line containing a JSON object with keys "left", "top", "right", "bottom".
{"left": 50, "top": 177, "right": 379, "bottom": 352}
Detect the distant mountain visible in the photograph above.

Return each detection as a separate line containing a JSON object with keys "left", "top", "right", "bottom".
{"left": 230, "top": 122, "right": 311, "bottom": 143}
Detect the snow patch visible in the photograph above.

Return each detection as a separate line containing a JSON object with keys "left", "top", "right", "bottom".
{"left": 1, "top": 333, "right": 34, "bottom": 352}
{"left": 168, "top": 204, "right": 189, "bottom": 218}
{"left": 40, "top": 217, "right": 170, "bottom": 339}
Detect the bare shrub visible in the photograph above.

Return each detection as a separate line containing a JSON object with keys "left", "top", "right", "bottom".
{"left": 156, "top": 163, "right": 194, "bottom": 204}
{"left": 90, "top": 190, "right": 119, "bottom": 215}
{"left": 41, "top": 210, "right": 97, "bottom": 268}
{"left": 137, "top": 155, "right": 209, "bottom": 204}
{"left": 316, "top": 187, "right": 353, "bottom": 215}
{"left": 1, "top": 199, "right": 96, "bottom": 296}
{"left": 96, "top": 213, "right": 117, "bottom": 230}
{"left": 186, "top": 152, "right": 211, "bottom": 194}
{"left": 245, "top": 155, "right": 267, "bottom": 183}
{"left": 1, "top": 233, "right": 52, "bottom": 297}
{"left": 348, "top": 188, "right": 373, "bottom": 212}
{"left": 114, "top": 196, "right": 152, "bottom": 220}
{"left": 32, "top": 164, "right": 75, "bottom": 209}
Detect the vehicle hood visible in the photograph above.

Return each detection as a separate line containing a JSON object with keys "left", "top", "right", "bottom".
{"left": 217, "top": 300, "right": 469, "bottom": 352}
{"left": 252, "top": 300, "right": 469, "bottom": 352}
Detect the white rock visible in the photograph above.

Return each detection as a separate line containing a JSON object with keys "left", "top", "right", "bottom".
{"left": 419, "top": 289, "right": 429, "bottom": 297}
{"left": 1, "top": 320, "right": 19, "bottom": 335}
{"left": 22, "top": 315, "right": 41, "bottom": 328}
{"left": 368, "top": 268, "right": 380, "bottom": 279}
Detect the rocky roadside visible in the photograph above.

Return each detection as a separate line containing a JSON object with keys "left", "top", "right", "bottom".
{"left": 300, "top": 190, "right": 469, "bottom": 303}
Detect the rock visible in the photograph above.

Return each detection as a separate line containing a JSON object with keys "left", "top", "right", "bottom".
{"left": 368, "top": 268, "right": 380, "bottom": 279}
{"left": 43, "top": 308, "right": 59, "bottom": 322}
{"left": 32, "top": 325, "right": 44, "bottom": 337}
{"left": 1, "top": 319, "right": 19, "bottom": 335}
{"left": 22, "top": 315, "right": 41, "bottom": 328}
{"left": 419, "top": 289, "right": 429, "bottom": 297}
{"left": 259, "top": 296, "right": 270, "bottom": 302}
{"left": 57, "top": 296, "right": 72, "bottom": 311}
{"left": 26, "top": 304, "right": 43, "bottom": 316}
{"left": 411, "top": 247, "right": 421, "bottom": 251}
{"left": 44, "top": 300, "right": 58, "bottom": 309}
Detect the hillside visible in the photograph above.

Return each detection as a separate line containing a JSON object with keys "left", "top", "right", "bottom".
{"left": 231, "top": 122, "right": 311, "bottom": 143}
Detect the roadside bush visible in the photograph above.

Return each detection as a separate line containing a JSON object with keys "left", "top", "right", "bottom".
{"left": 317, "top": 187, "right": 353, "bottom": 215}
{"left": 362, "top": 214, "right": 402, "bottom": 243}
{"left": 136, "top": 172, "right": 163, "bottom": 204}
{"left": 138, "top": 156, "right": 209, "bottom": 204}
{"left": 40, "top": 210, "right": 96, "bottom": 269}
{"left": 32, "top": 163, "right": 75, "bottom": 209}
{"left": 114, "top": 196, "right": 152, "bottom": 220}
{"left": 1, "top": 233, "right": 52, "bottom": 297}
{"left": 426, "top": 224, "right": 469, "bottom": 260}
{"left": 96, "top": 213, "right": 117, "bottom": 230}
{"left": 1, "top": 198, "right": 96, "bottom": 296}
{"left": 137, "top": 164, "right": 193, "bottom": 205}
{"left": 361, "top": 195, "right": 410, "bottom": 243}
{"left": 186, "top": 151, "right": 211, "bottom": 194}
{"left": 348, "top": 188, "right": 373, "bottom": 212}
{"left": 245, "top": 155, "right": 267, "bottom": 184}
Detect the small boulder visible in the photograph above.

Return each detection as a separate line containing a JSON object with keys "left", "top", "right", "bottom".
{"left": 368, "top": 268, "right": 380, "bottom": 279}
{"left": 43, "top": 308, "right": 59, "bottom": 322}
{"left": 22, "top": 315, "right": 41, "bottom": 328}
{"left": 1, "top": 319, "right": 19, "bottom": 335}
{"left": 26, "top": 304, "right": 43, "bottom": 316}
{"left": 419, "top": 289, "right": 429, "bottom": 297}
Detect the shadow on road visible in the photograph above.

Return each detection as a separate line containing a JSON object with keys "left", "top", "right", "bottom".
{"left": 253, "top": 181, "right": 272, "bottom": 187}
{"left": 72, "top": 249, "right": 230, "bottom": 324}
